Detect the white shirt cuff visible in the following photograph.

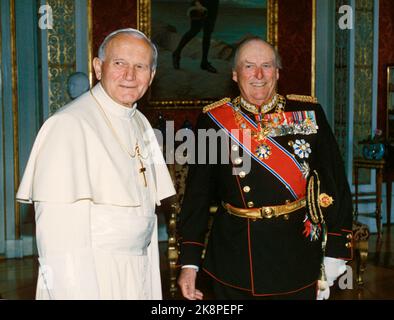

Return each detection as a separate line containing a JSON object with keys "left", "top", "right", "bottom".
{"left": 181, "top": 264, "right": 199, "bottom": 272}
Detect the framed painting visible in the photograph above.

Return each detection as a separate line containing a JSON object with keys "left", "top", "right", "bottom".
{"left": 138, "top": 0, "right": 278, "bottom": 108}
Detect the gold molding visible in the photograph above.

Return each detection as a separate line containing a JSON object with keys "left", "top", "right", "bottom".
{"left": 0, "top": 0, "right": 5, "bottom": 242}
{"left": 267, "top": 0, "right": 279, "bottom": 48}
{"left": 149, "top": 100, "right": 213, "bottom": 110}
{"left": 10, "top": 0, "right": 20, "bottom": 240}
{"left": 311, "top": 0, "right": 316, "bottom": 97}
{"left": 137, "top": 0, "right": 150, "bottom": 37}
{"left": 387, "top": 64, "right": 394, "bottom": 140}
{"left": 87, "top": 0, "right": 93, "bottom": 86}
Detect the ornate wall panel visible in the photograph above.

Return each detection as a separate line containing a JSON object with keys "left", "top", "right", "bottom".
{"left": 334, "top": 0, "right": 350, "bottom": 159}
{"left": 47, "top": 0, "right": 76, "bottom": 114}
{"left": 353, "top": 0, "right": 374, "bottom": 159}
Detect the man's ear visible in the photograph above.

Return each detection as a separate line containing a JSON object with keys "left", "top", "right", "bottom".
{"left": 93, "top": 57, "right": 103, "bottom": 80}
{"left": 232, "top": 70, "right": 238, "bottom": 83}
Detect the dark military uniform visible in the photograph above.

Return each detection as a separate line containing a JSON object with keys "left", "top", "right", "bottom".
{"left": 178, "top": 94, "right": 353, "bottom": 298}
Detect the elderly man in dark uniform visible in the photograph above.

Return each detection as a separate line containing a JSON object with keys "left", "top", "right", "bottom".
{"left": 177, "top": 37, "right": 353, "bottom": 300}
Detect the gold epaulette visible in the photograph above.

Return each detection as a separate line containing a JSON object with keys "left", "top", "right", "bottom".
{"left": 286, "top": 94, "right": 318, "bottom": 104}
{"left": 203, "top": 98, "right": 231, "bottom": 113}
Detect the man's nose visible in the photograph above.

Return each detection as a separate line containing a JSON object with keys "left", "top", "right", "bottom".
{"left": 255, "top": 67, "right": 264, "bottom": 79}
{"left": 124, "top": 66, "right": 136, "bottom": 80}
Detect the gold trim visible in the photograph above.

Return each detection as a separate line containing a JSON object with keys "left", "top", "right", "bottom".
{"left": 150, "top": 99, "right": 214, "bottom": 110}
{"left": 223, "top": 198, "right": 306, "bottom": 220}
{"left": 311, "top": 0, "right": 316, "bottom": 97}
{"left": 0, "top": 1, "right": 5, "bottom": 242}
{"left": 10, "top": 0, "right": 20, "bottom": 240}
{"left": 387, "top": 64, "right": 394, "bottom": 140}
{"left": 137, "top": 0, "right": 150, "bottom": 37}
{"left": 267, "top": 0, "right": 278, "bottom": 48}
{"left": 286, "top": 94, "right": 318, "bottom": 103}
{"left": 87, "top": 0, "right": 93, "bottom": 86}
{"left": 202, "top": 98, "right": 231, "bottom": 113}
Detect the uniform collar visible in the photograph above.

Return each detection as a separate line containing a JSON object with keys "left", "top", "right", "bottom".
{"left": 92, "top": 83, "right": 137, "bottom": 119}
{"left": 237, "top": 93, "right": 286, "bottom": 115}
{"left": 240, "top": 94, "right": 279, "bottom": 115}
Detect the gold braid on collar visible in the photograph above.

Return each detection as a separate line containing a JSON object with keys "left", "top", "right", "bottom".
{"left": 233, "top": 94, "right": 286, "bottom": 114}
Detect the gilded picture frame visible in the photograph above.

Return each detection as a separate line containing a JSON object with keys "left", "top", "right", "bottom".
{"left": 386, "top": 64, "right": 394, "bottom": 141}
{"left": 138, "top": 0, "right": 278, "bottom": 109}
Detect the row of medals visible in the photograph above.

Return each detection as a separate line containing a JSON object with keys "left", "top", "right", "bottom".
{"left": 233, "top": 94, "right": 286, "bottom": 160}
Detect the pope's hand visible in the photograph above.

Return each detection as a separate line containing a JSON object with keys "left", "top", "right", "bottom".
{"left": 177, "top": 268, "right": 204, "bottom": 300}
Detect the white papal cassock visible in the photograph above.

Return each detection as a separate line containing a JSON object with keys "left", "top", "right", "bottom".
{"left": 16, "top": 83, "right": 176, "bottom": 300}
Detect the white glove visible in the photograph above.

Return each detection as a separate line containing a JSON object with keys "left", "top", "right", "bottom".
{"left": 324, "top": 257, "right": 347, "bottom": 286}
{"left": 316, "top": 257, "right": 347, "bottom": 300}
{"left": 316, "top": 281, "right": 330, "bottom": 300}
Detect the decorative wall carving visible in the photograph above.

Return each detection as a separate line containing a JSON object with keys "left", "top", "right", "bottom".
{"left": 334, "top": 0, "right": 350, "bottom": 160}
{"left": 47, "top": 0, "right": 76, "bottom": 114}
{"left": 353, "top": 0, "right": 374, "bottom": 161}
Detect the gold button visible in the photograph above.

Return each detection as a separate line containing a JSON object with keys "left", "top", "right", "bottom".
{"left": 232, "top": 145, "right": 239, "bottom": 152}
{"left": 234, "top": 158, "right": 243, "bottom": 165}
{"left": 243, "top": 186, "right": 251, "bottom": 193}
{"left": 283, "top": 214, "right": 289, "bottom": 220}
{"left": 247, "top": 201, "right": 254, "bottom": 208}
{"left": 345, "top": 242, "right": 352, "bottom": 248}
{"left": 239, "top": 171, "right": 246, "bottom": 178}
{"left": 346, "top": 234, "right": 353, "bottom": 240}
{"left": 263, "top": 207, "right": 274, "bottom": 218}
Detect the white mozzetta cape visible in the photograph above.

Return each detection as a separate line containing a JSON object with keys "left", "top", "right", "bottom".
{"left": 17, "top": 83, "right": 175, "bottom": 206}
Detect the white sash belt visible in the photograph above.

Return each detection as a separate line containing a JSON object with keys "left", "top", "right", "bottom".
{"left": 90, "top": 204, "right": 156, "bottom": 256}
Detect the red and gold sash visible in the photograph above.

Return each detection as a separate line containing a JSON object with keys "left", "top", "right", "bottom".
{"left": 207, "top": 103, "right": 306, "bottom": 199}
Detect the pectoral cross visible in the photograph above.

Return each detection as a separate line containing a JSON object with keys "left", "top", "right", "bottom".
{"left": 135, "top": 144, "right": 147, "bottom": 187}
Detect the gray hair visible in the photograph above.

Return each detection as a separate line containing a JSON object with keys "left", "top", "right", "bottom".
{"left": 98, "top": 28, "right": 158, "bottom": 71}
{"left": 233, "top": 36, "right": 282, "bottom": 70}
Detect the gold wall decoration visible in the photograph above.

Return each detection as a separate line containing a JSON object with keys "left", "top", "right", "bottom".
{"left": 0, "top": 0, "right": 4, "bottom": 245}
{"left": 267, "top": 0, "right": 278, "bottom": 49}
{"left": 353, "top": 0, "right": 374, "bottom": 162}
{"left": 311, "top": 0, "right": 316, "bottom": 97}
{"left": 137, "top": 0, "right": 151, "bottom": 38}
{"left": 10, "top": 0, "right": 20, "bottom": 240}
{"left": 334, "top": 0, "right": 350, "bottom": 159}
{"left": 47, "top": 0, "right": 76, "bottom": 114}
{"left": 87, "top": 0, "right": 93, "bottom": 87}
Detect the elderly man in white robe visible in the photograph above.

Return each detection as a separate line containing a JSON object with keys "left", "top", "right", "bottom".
{"left": 16, "top": 28, "right": 175, "bottom": 300}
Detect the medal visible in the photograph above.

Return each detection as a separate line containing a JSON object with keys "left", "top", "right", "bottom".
{"left": 255, "top": 143, "right": 272, "bottom": 159}
{"left": 232, "top": 94, "right": 287, "bottom": 160}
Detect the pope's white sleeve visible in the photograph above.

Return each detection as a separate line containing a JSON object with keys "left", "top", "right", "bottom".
{"left": 35, "top": 200, "right": 100, "bottom": 300}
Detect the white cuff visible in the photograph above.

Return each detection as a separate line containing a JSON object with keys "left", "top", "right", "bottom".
{"left": 181, "top": 265, "right": 199, "bottom": 272}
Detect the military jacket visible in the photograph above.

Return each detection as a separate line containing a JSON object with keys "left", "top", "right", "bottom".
{"left": 178, "top": 95, "right": 353, "bottom": 296}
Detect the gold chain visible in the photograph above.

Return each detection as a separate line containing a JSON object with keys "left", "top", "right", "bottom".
{"left": 90, "top": 90, "right": 149, "bottom": 186}
{"left": 91, "top": 90, "right": 140, "bottom": 158}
